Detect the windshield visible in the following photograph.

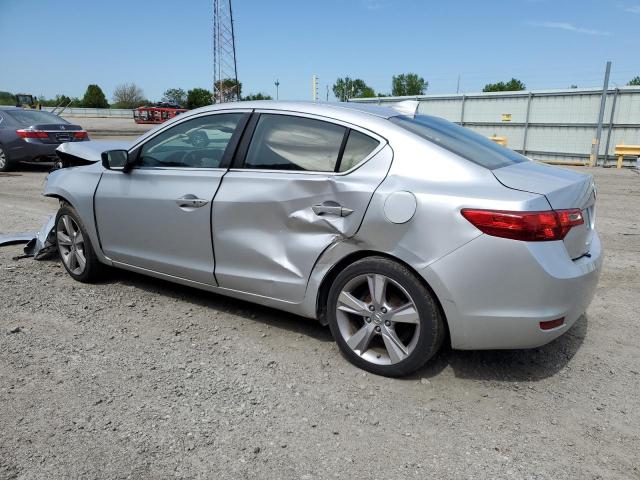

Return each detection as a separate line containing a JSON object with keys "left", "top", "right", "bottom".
{"left": 390, "top": 115, "right": 527, "bottom": 170}
{"left": 4, "top": 109, "right": 69, "bottom": 126}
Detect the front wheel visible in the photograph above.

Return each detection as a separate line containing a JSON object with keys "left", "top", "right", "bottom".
{"left": 55, "top": 204, "right": 105, "bottom": 282}
{"left": 327, "top": 257, "right": 445, "bottom": 377}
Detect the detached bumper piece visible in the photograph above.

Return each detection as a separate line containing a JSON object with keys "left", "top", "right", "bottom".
{"left": 0, "top": 214, "right": 57, "bottom": 260}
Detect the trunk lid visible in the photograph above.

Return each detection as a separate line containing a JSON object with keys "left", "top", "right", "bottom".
{"left": 32, "top": 123, "right": 83, "bottom": 144}
{"left": 492, "top": 161, "right": 596, "bottom": 259}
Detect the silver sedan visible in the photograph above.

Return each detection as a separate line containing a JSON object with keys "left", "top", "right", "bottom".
{"left": 44, "top": 101, "right": 602, "bottom": 376}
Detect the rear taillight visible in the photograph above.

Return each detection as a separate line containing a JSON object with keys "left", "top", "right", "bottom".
{"left": 16, "top": 129, "right": 49, "bottom": 139}
{"left": 461, "top": 208, "right": 584, "bottom": 241}
{"left": 73, "top": 131, "right": 88, "bottom": 139}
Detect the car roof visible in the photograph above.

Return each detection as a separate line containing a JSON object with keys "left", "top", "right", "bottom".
{"left": 191, "top": 100, "right": 405, "bottom": 121}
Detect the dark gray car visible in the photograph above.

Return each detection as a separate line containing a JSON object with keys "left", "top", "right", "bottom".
{"left": 0, "top": 107, "right": 88, "bottom": 171}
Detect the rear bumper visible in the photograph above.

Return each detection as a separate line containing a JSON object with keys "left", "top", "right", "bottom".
{"left": 420, "top": 231, "right": 602, "bottom": 350}
{"left": 6, "top": 139, "right": 60, "bottom": 163}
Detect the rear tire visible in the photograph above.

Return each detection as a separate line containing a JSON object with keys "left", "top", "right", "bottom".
{"left": 55, "top": 204, "right": 105, "bottom": 282}
{"left": 0, "top": 144, "right": 14, "bottom": 172}
{"left": 327, "top": 257, "right": 444, "bottom": 377}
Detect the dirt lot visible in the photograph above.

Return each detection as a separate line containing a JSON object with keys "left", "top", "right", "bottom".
{"left": 0, "top": 166, "right": 638, "bottom": 479}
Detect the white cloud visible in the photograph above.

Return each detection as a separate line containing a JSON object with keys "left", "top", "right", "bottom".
{"left": 528, "top": 21, "right": 611, "bottom": 36}
{"left": 625, "top": 5, "right": 640, "bottom": 13}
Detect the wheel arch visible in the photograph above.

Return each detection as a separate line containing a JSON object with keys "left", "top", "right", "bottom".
{"left": 314, "top": 249, "right": 450, "bottom": 344}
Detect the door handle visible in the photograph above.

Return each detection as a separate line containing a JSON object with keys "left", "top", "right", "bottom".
{"left": 176, "top": 195, "right": 209, "bottom": 208}
{"left": 312, "top": 203, "right": 354, "bottom": 217}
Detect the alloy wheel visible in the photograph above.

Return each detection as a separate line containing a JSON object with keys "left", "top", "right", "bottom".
{"left": 57, "top": 215, "right": 87, "bottom": 275}
{"left": 335, "top": 273, "right": 421, "bottom": 365}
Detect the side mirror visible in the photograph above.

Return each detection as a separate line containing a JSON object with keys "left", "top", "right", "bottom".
{"left": 101, "top": 150, "right": 130, "bottom": 171}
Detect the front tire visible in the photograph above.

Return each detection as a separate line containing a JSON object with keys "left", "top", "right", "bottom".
{"left": 55, "top": 204, "right": 105, "bottom": 282}
{"left": 327, "top": 257, "right": 444, "bottom": 377}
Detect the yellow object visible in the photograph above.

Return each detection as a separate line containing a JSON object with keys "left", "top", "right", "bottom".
{"left": 489, "top": 136, "right": 507, "bottom": 147}
{"left": 614, "top": 144, "right": 640, "bottom": 169}
{"left": 501, "top": 113, "right": 512, "bottom": 122}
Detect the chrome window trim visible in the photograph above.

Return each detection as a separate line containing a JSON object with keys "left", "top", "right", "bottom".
{"left": 237, "top": 109, "right": 388, "bottom": 176}
{"left": 130, "top": 166, "right": 228, "bottom": 172}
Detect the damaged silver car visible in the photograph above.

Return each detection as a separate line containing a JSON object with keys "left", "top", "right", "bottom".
{"left": 41, "top": 101, "right": 602, "bottom": 376}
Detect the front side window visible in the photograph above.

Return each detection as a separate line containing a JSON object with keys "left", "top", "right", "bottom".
{"left": 245, "top": 114, "right": 346, "bottom": 172}
{"left": 390, "top": 115, "right": 527, "bottom": 170}
{"left": 138, "top": 113, "right": 243, "bottom": 168}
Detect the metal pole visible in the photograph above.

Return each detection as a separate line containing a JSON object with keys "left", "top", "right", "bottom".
{"left": 603, "top": 87, "right": 619, "bottom": 166}
{"left": 460, "top": 94, "right": 466, "bottom": 125}
{"left": 456, "top": 74, "right": 460, "bottom": 94}
{"left": 274, "top": 79, "right": 279, "bottom": 100}
{"left": 590, "top": 61, "right": 611, "bottom": 166}
{"left": 522, "top": 92, "right": 533, "bottom": 156}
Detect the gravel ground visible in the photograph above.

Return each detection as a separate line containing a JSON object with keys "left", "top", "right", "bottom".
{"left": 0, "top": 166, "right": 638, "bottom": 479}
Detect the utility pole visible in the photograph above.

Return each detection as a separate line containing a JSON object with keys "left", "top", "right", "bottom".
{"left": 274, "top": 79, "right": 279, "bottom": 100}
{"left": 312, "top": 74, "right": 319, "bottom": 102}
{"left": 589, "top": 61, "right": 611, "bottom": 167}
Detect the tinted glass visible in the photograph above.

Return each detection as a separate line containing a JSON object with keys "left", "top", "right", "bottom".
{"left": 245, "top": 114, "right": 345, "bottom": 171}
{"left": 390, "top": 115, "right": 527, "bottom": 170}
{"left": 339, "top": 130, "right": 379, "bottom": 172}
{"left": 138, "top": 113, "right": 243, "bottom": 168}
{"left": 5, "top": 109, "right": 68, "bottom": 126}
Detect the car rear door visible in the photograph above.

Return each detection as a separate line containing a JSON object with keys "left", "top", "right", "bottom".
{"left": 94, "top": 110, "right": 250, "bottom": 285}
{"left": 211, "top": 111, "right": 392, "bottom": 303}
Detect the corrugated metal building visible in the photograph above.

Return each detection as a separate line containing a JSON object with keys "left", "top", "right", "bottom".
{"left": 351, "top": 87, "right": 640, "bottom": 165}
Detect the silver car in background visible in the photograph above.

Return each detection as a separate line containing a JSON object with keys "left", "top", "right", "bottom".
{"left": 43, "top": 101, "right": 602, "bottom": 376}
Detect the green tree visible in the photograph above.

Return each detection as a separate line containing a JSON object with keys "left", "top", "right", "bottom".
{"left": 162, "top": 88, "right": 187, "bottom": 107}
{"left": 332, "top": 77, "right": 375, "bottom": 101}
{"left": 81, "top": 84, "right": 109, "bottom": 108}
{"left": 112, "top": 83, "right": 145, "bottom": 108}
{"left": 187, "top": 88, "right": 212, "bottom": 108}
{"left": 242, "top": 93, "right": 272, "bottom": 101}
{"left": 628, "top": 76, "right": 640, "bottom": 86}
{"left": 214, "top": 78, "right": 242, "bottom": 102}
{"left": 0, "top": 91, "right": 14, "bottom": 105}
{"left": 392, "top": 73, "right": 427, "bottom": 96}
{"left": 483, "top": 78, "right": 526, "bottom": 92}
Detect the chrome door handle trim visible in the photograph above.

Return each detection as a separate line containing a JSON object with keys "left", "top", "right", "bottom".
{"left": 312, "top": 204, "right": 354, "bottom": 217}
{"left": 176, "top": 196, "right": 209, "bottom": 208}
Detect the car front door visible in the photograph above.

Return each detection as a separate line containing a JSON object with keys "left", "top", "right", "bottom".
{"left": 212, "top": 112, "right": 393, "bottom": 303}
{"left": 94, "top": 111, "right": 249, "bottom": 285}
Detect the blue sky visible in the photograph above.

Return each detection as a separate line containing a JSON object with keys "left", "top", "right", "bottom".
{"left": 0, "top": 0, "right": 638, "bottom": 102}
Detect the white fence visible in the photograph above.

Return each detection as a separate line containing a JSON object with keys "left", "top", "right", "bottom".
{"left": 43, "top": 107, "right": 134, "bottom": 118}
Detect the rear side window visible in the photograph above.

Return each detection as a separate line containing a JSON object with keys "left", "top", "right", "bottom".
{"left": 338, "top": 130, "right": 379, "bottom": 172}
{"left": 390, "top": 115, "right": 527, "bottom": 170}
{"left": 245, "top": 114, "right": 346, "bottom": 172}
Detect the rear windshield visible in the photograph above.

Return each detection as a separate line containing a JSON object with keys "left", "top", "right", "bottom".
{"left": 390, "top": 115, "right": 527, "bottom": 170}
{"left": 4, "top": 109, "right": 69, "bottom": 126}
